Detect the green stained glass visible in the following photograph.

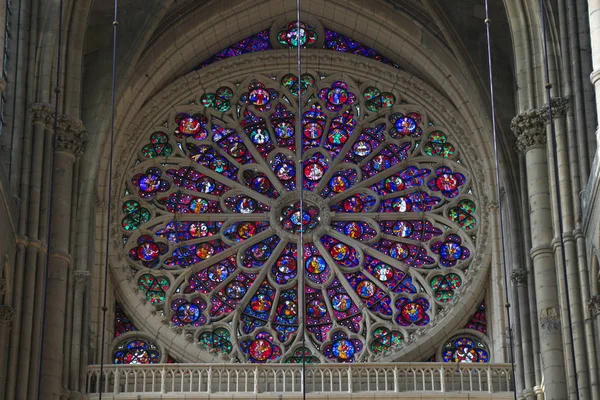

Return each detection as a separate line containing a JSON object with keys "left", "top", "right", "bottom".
{"left": 370, "top": 327, "right": 403, "bottom": 354}
{"left": 278, "top": 21, "right": 318, "bottom": 48}
{"left": 285, "top": 347, "right": 320, "bottom": 363}
{"left": 201, "top": 87, "right": 233, "bottom": 112}
{"left": 281, "top": 73, "right": 315, "bottom": 97}
{"left": 122, "top": 200, "right": 150, "bottom": 230}
{"left": 198, "top": 327, "right": 233, "bottom": 354}
{"left": 449, "top": 199, "right": 477, "bottom": 230}
{"left": 431, "top": 273, "right": 462, "bottom": 302}
{"left": 423, "top": 131, "right": 456, "bottom": 158}
{"left": 201, "top": 93, "right": 215, "bottom": 107}
{"left": 363, "top": 87, "right": 395, "bottom": 112}
{"left": 142, "top": 132, "right": 172, "bottom": 159}
{"left": 138, "top": 273, "right": 169, "bottom": 304}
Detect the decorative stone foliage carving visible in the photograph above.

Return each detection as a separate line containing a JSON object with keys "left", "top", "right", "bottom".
{"left": 0, "top": 305, "right": 14, "bottom": 325}
{"left": 73, "top": 270, "right": 91, "bottom": 287}
{"left": 511, "top": 109, "right": 546, "bottom": 153}
{"left": 540, "top": 97, "right": 570, "bottom": 118}
{"left": 539, "top": 307, "right": 560, "bottom": 331}
{"left": 588, "top": 295, "right": 600, "bottom": 316}
{"left": 30, "top": 104, "right": 87, "bottom": 157}
{"left": 56, "top": 115, "right": 87, "bottom": 158}
{"left": 31, "top": 103, "right": 54, "bottom": 125}
{"left": 510, "top": 269, "right": 528, "bottom": 286}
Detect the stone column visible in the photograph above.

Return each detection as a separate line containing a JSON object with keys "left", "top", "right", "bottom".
{"left": 512, "top": 109, "right": 568, "bottom": 399}
{"left": 69, "top": 269, "right": 90, "bottom": 391}
{"left": 589, "top": 0, "right": 600, "bottom": 132}
{"left": 0, "top": 305, "right": 14, "bottom": 396}
{"left": 9, "top": 103, "right": 53, "bottom": 400}
{"left": 511, "top": 269, "right": 536, "bottom": 400}
{"left": 38, "top": 116, "right": 85, "bottom": 400}
{"left": 543, "top": 97, "right": 590, "bottom": 399}
{"left": 590, "top": 295, "right": 600, "bottom": 364}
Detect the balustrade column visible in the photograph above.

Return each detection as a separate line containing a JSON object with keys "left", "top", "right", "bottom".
{"left": 511, "top": 109, "right": 567, "bottom": 399}
{"left": 69, "top": 270, "right": 91, "bottom": 391}
{"left": 511, "top": 269, "right": 536, "bottom": 400}
{"left": 38, "top": 116, "right": 86, "bottom": 400}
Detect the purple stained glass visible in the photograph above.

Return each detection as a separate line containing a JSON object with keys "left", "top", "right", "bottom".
{"left": 197, "top": 30, "right": 272, "bottom": 69}
{"left": 123, "top": 70, "right": 480, "bottom": 364}
{"left": 195, "top": 27, "right": 400, "bottom": 71}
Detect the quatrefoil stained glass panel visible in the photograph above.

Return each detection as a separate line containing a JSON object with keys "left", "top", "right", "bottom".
{"left": 121, "top": 73, "right": 479, "bottom": 363}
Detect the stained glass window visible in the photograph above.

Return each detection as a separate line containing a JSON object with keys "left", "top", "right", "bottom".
{"left": 465, "top": 303, "right": 487, "bottom": 334}
{"left": 442, "top": 337, "right": 489, "bottom": 363}
{"left": 196, "top": 21, "right": 399, "bottom": 70}
{"left": 113, "top": 339, "right": 160, "bottom": 364}
{"left": 120, "top": 73, "right": 479, "bottom": 363}
{"left": 114, "top": 303, "right": 136, "bottom": 337}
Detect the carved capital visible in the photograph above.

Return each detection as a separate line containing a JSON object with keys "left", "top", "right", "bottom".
{"left": 510, "top": 269, "right": 528, "bottom": 286}
{"left": 30, "top": 103, "right": 53, "bottom": 125}
{"left": 56, "top": 115, "right": 87, "bottom": 158}
{"left": 73, "top": 270, "right": 91, "bottom": 287}
{"left": 0, "top": 305, "right": 14, "bottom": 325}
{"left": 541, "top": 97, "right": 570, "bottom": 118}
{"left": 511, "top": 109, "right": 547, "bottom": 153}
{"left": 540, "top": 307, "right": 560, "bottom": 332}
{"left": 588, "top": 295, "right": 600, "bottom": 316}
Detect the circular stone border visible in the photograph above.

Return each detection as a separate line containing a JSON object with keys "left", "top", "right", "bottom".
{"left": 108, "top": 51, "right": 493, "bottom": 364}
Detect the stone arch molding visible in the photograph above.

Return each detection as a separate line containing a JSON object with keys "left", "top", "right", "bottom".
{"left": 105, "top": 50, "right": 494, "bottom": 364}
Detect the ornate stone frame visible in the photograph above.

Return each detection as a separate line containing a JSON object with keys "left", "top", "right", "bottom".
{"left": 107, "top": 50, "right": 495, "bottom": 363}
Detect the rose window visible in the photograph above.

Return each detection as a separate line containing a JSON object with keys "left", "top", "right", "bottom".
{"left": 120, "top": 73, "right": 479, "bottom": 363}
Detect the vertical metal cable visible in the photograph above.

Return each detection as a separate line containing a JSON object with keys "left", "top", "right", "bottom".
{"left": 539, "top": 0, "right": 580, "bottom": 398}
{"left": 295, "top": 2, "right": 307, "bottom": 399}
{"left": 98, "top": 1, "right": 119, "bottom": 398}
{"left": 36, "top": 0, "right": 65, "bottom": 398}
{"left": 482, "top": 1, "right": 517, "bottom": 398}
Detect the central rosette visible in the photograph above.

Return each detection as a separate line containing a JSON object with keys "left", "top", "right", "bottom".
{"left": 270, "top": 191, "right": 331, "bottom": 242}
{"left": 280, "top": 201, "right": 320, "bottom": 234}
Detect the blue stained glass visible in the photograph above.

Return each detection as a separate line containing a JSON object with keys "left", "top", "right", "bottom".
{"left": 197, "top": 30, "right": 272, "bottom": 69}
{"left": 324, "top": 30, "right": 400, "bottom": 68}
{"left": 195, "top": 28, "right": 401, "bottom": 71}
{"left": 125, "top": 58, "right": 483, "bottom": 364}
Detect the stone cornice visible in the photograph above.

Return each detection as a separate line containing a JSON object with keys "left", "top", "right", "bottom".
{"left": 510, "top": 109, "right": 546, "bottom": 153}
{"left": 510, "top": 269, "right": 528, "bottom": 286}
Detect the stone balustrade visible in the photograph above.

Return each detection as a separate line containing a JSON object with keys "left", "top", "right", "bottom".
{"left": 86, "top": 362, "right": 514, "bottom": 398}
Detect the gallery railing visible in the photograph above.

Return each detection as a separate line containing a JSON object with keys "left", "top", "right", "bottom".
{"left": 86, "top": 362, "right": 514, "bottom": 396}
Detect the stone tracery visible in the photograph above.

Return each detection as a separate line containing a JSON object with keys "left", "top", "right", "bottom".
{"left": 117, "top": 69, "right": 483, "bottom": 363}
